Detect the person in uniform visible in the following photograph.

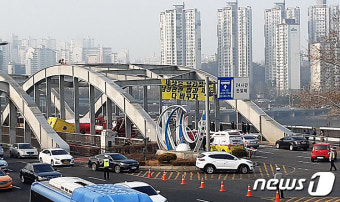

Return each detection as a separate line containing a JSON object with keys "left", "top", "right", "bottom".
{"left": 330, "top": 150, "right": 337, "bottom": 171}
{"left": 274, "top": 167, "right": 284, "bottom": 198}
{"left": 103, "top": 155, "right": 110, "bottom": 180}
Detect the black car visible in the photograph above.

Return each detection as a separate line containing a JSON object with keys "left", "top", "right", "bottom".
{"left": 275, "top": 136, "right": 309, "bottom": 151}
{"left": 19, "top": 163, "right": 62, "bottom": 183}
{"left": 88, "top": 153, "right": 139, "bottom": 173}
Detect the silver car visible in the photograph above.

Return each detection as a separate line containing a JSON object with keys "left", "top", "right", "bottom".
{"left": 9, "top": 143, "right": 38, "bottom": 158}
{"left": 0, "top": 158, "right": 8, "bottom": 170}
{"left": 242, "top": 136, "right": 259, "bottom": 148}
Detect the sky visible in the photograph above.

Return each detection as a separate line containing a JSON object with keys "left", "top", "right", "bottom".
{"left": 0, "top": 0, "right": 339, "bottom": 63}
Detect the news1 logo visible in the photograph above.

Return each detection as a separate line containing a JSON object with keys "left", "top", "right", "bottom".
{"left": 253, "top": 172, "right": 336, "bottom": 196}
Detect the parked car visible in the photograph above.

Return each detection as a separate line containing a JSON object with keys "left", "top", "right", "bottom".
{"left": 88, "top": 153, "right": 139, "bottom": 173}
{"left": 0, "top": 158, "right": 8, "bottom": 170}
{"left": 39, "top": 148, "right": 74, "bottom": 166}
{"left": 0, "top": 146, "right": 4, "bottom": 157}
{"left": 275, "top": 136, "right": 309, "bottom": 151}
{"left": 115, "top": 181, "right": 167, "bottom": 202}
{"left": 242, "top": 135, "right": 259, "bottom": 148}
{"left": 311, "top": 143, "right": 337, "bottom": 162}
{"left": 196, "top": 151, "right": 254, "bottom": 174}
{"left": 0, "top": 169, "right": 12, "bottom": 190}
{"left": 19, "top": 163, "right": 62, "bottom": 183}
{"left": 9, "top": 143, "right": 38, "bottom": 158}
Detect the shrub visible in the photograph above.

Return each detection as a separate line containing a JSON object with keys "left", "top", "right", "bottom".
{"left": 157, "top": 153, "right": 177, "bottom": 163}
{"left": 231, "top": 148, "right": 247, "bottom": 158}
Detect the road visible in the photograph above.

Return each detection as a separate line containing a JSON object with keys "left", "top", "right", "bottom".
{"left": 0, "top": 145, "right": 339, "bottom": 201}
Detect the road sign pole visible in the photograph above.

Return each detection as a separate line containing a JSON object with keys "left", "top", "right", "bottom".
{"left": 205, "top": 76, "right": 210, "bottom": 152}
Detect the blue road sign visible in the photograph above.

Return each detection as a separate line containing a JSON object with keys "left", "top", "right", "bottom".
{"left": 217, "top": 77, "right": 233, "bottom": 100}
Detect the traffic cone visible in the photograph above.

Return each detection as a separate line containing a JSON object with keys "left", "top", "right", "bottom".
{"left": 219, "top": 181, "right": 226, "bottom": 192}
{"left": 162, "top": 171, "right": 167, "bottom": 181}
{"left": 180, "top": 175, "right": 186, "bottom": 185}
{"left": 147, "top": 168, "right": 152, "bottom": 178}
{"left": 275, "top": 190, "right": 280, "bottom": 202}
{"left": 199, "top": 178, "right": 205, "bottom": 189}
{"left": 246, "top": 184, "right": 252, "bottom": 197}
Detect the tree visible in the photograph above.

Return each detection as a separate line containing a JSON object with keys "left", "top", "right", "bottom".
{"left": 295, "top": 9, "right": 340, "bottom": 115}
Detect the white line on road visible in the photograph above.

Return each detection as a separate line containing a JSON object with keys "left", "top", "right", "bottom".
{"left": 297, "top": 167, "right": 309, "bottom": 171}
{"left": 297, "top": 156, "right": 310, "bottom": 159}
{"left": 255, "top": 156, "right": 268, "bottom": 159}
{"left": 197, "top": 199, "right": 210, "bottom": 202}
{"left": 88, "top": 176, "right": 106, "bottom": 182}
{"left": 257, "top": 151, "right": 274, "bottom": 154}
{"left": 12, "top": 185, "right": 21, "bottom": 189}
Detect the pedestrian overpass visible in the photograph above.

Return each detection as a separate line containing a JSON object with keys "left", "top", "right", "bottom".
{"left": 0, "top": 64, "right": 292, "bottom": 150}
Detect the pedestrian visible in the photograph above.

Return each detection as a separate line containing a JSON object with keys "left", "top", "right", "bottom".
{"left": 103, "top": 155, "right": 110, "bottom": 180}
{"left": 320, "top": 130, "right": 325, "bottom": 142}
{"left": 312, "top": 128, "right": 316, "bottom": 144}
{"left": 241, "top": 122, "right": 246, "bottom": 134}
{"left": 330, "top": 149, "right": 337, "bottom": 171}
{"left": 246, "top": 123, "right": 250, "bottom": 134}
{"left": 231, "top": 121, "right": 235, "bottom": 130}
{"left": 274, "top": 167, "right": 284, "bottom": 198}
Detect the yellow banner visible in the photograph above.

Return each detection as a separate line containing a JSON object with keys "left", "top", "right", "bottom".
{"left": 161, "top": 79, "right": 214, "bottom": 101}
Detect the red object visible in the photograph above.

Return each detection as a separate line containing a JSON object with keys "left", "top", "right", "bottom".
{"left": 181, "top": 175, "right": 186, "bottom": 185}
{"left": 162, "top": 171, "right": 167, "bottom": 181}
{"left": 147, "top": 168, "right": 152, "bottom": 178}
{"left": 199, "top": 178, "right": 205, "bottom": 189}
{"left": 311, "top": 143, "right": 335, "bottom": 161}
{"left": 246, "top": 184, "right": 252, "bottom": 197}
{"left": 219, "top": 181, "right": 225, "bottom": 192}
{"left": 275, "top": 190, "right": 280, "bottom": 202}
{"left": 69, "top": 116, "right": 107, "bottom": 134}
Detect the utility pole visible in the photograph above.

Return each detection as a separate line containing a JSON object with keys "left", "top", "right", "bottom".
{"left": 205, "top": 76, "right": 210, "bottom": 151}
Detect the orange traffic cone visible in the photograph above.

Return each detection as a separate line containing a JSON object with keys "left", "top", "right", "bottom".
{"left": 219, "top": 181, "right": 226, "bottom": 192}
{"left": 246, "top": 184, "right": 252, "bottom": 197}
{"left": 199, "top": 178, "right": 205, "bottom": 189}
{"left": 275, "top": 190, "right": 280, "bottom": 202}
{"left": 147, "top": 168, "right": 152, "bottom": 178}
{"left": 181, "top": 175, "right": 186, "bottom": 185}
{"left": 162, "top": 171, "right": 167, "bottom": 181}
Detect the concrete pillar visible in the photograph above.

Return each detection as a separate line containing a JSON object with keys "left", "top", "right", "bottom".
{"left": 34, "top": 84, "right": 40, "bottom": 107}
{"left": 205, "top": 76, "right": 210, "bottom": 151}
{"left": 24, "top": 120, "right": 31, "bottom": 144}
{"left": 195, "top": 100, "right": 199, "bottom": 129}
{"left": 128, "top": 86, "right": 132, "bottom": 95}
{"left": 125, "top": 115, "right": 132, "bottom": 138}
{"left": 59, "top": 75, "right": 65, "bottom": 120}
{"left": 159, "top": 86, "right": 163, "bottom": 116}
{"left": 214, "top": 95, "right": 220, "bottom": 132}
{"left": 89, "top": 84, "right": 95, "bottom": 136}
{"left": 106, "top": 98, "right": 112, "bottom": 130}
{"left": 143, "top": 86, "right": 148, "bottom": 112}
{"left": 9, "top": 101, "right": 17, "bottom": 144}
{"left": 115, "top": 105, "right": 120, "bottom": 116}
{"left": 46, "top": 77, "right": 52, "bottom": 118}
{"left": 73, "top": 77, "right": 80, "bottom": 133}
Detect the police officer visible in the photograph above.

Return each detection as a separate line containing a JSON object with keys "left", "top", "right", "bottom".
{"left": 103, "top": 155, "right": 110, "bottom": 180}
{"left": 274, "top": 167, "right": 284, "bottom": 198}
{"left": 330, "top": 149, "right": 337, "bottom": 171}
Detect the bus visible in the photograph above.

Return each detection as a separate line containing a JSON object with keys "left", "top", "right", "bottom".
{"left": 30, "top": 177, "right": 152, "bottom": 202}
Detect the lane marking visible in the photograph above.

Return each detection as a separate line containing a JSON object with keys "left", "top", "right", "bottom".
{"left": 263, "top": 163, "right": 270, "bottom": 178}
{"left": 12, "top": 185, "right": 21, "bottom": 189}
{"left": 232, "top": 173, "right": 235, "bottom": 180}
{"left": 197, "top": 172, "right": 200, "bottom": 180}
{"left": 174, "top": 172, "right": 180, "bottom": 180}
{"left": 269, "top": 163, "right": 275, "bottom": 176}
{"left": 88, "top": 176, "right": 106, "bottom": 182}
{"left": 168, "top": 172, "right": 173, "bottom": 180}
{"left": 223, "top": 174, "right": 228, "bottom": 181}
{"left": 259, "top": 167, "right": 264, "bottom": 178}
{"left": 282, "top": 165, "right": 287, "bottom": 175}
{"left": 154, "top": 172, "right": 161, "bottom": 179}
{"left": 218, "top": 174, "right": 222, "bottom": 180}
{"left": 255, "top": 155, "right": 268, "bottom": 159}
{"left": 190, "top": 172, "right": 193, "bottom": 180}
{"left": 196, "top": 199, "right": 210, "bottom": 202}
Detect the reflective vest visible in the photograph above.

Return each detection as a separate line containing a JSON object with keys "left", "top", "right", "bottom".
{"left": 104, "top": 159, "right": 110, "bottom": 167}
{"left": 330, "top": 151, "right": 335, "bottom": 160}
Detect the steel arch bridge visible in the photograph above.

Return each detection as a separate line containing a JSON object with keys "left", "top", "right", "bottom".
{"left": 0, "top": 64, "right": 292, "bottom": 151}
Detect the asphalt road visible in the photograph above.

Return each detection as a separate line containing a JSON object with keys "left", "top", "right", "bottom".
{"left": 1, "top": 145, "right": 339, "bottom": 202}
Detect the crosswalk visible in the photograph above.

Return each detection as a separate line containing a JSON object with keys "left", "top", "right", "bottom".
{"left": 127, "top": 163, "right": 295, "bottom": 181}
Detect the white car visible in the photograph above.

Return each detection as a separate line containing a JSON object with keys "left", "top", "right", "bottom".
{"left": 39, "top": 148, "right": 74, "bottom": 166}
{"left": 196, "top": 151, "right": 254, "bottom": 174}
{"left": 9, "top": 143, "right": 38, "bottom": 158}
{"left": 115, "top": 181, "right": 167, "bottom": 202}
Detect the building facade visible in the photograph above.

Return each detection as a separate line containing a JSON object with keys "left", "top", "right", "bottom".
{"left": 265, "top": 2, "right": 300, "bottom": 95}
{"left": 217, "top": 2, "right": 252, "bottom": 78}
{"left": 160, "top": 3, "right": 201, "bottom": 69}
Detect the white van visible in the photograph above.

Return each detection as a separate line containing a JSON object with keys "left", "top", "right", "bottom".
{"left": 210, "top": 130, "right": 244, "bottom": 153}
